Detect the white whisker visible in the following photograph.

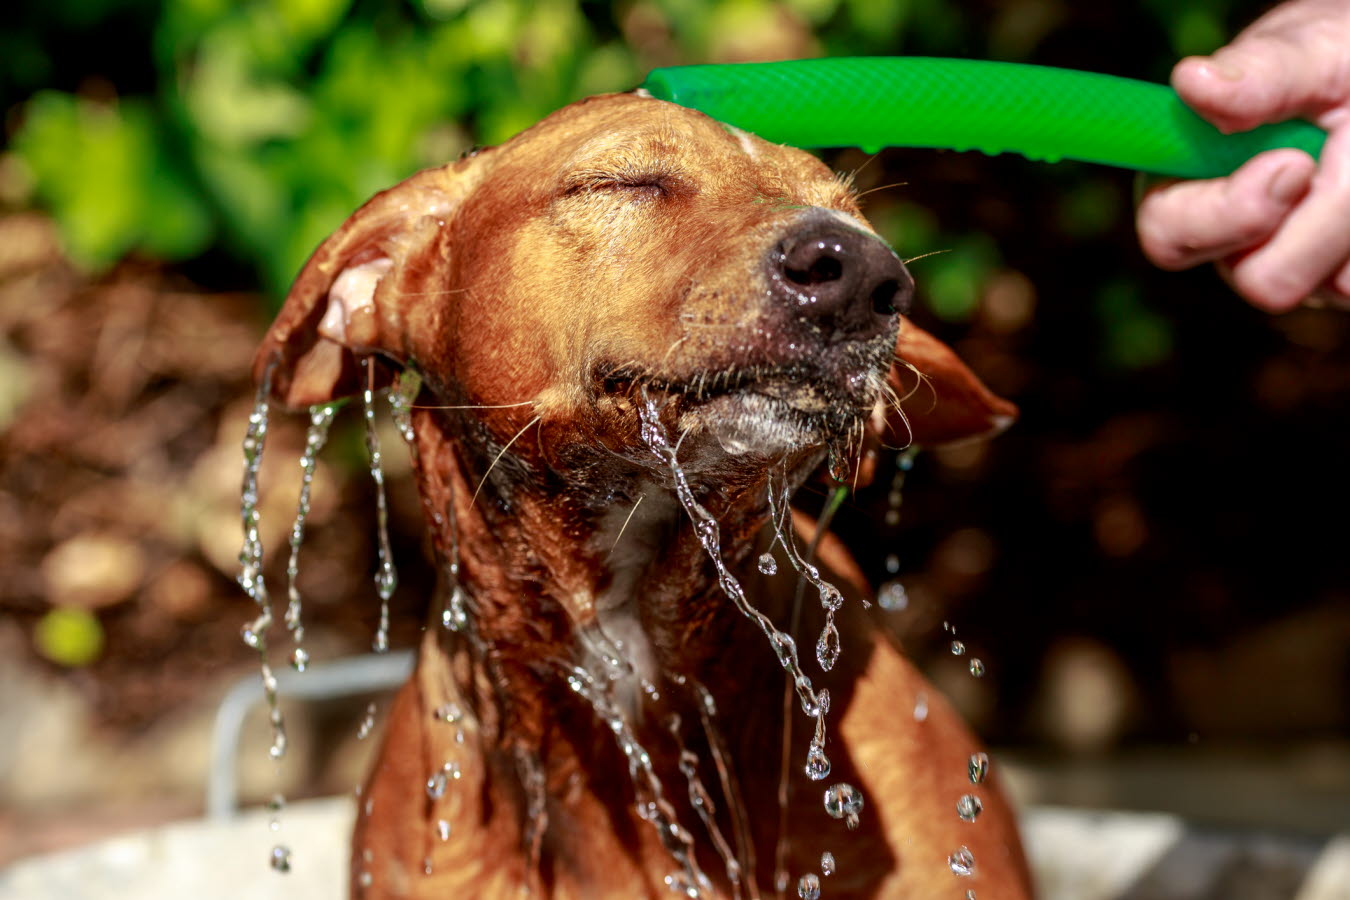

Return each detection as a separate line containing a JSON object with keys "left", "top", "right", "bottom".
{"left": 607, "top": 493, "right": 646, "bottom": 556}
{"left": 471, "top": 415, "right": 542, "bottom": 506}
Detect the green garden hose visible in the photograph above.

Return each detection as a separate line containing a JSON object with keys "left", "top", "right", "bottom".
{"left": 640, "top": 58, "right": 1326, "bottom": 179}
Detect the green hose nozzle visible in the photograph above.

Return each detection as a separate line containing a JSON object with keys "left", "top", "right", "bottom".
{"left": 640, "top": 58, "right": 1326, "bottom": 179}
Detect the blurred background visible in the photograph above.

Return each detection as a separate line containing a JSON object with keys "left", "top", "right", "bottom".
{"left": 2, "top": 0, "right": 1347, "bottom": 868}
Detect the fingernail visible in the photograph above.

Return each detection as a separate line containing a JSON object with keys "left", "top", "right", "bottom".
{"left": 1204, "top": 58, "right": 1244, "bottom": 81}
{"left": 1268, "top": 163, "right": 1309, "bottom": 204}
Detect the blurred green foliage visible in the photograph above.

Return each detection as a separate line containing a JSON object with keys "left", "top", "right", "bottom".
{"left": 4, "top": 0, "right": 1271, "bottom": 361}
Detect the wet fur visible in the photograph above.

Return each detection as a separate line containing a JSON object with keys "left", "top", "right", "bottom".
{"left": 255, "top": 92, "right": 1028, "bottom": 898}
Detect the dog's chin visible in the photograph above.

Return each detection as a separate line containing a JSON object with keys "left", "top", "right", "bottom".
{"left": 685, "top": 388, "right": 852, "bottom": 459}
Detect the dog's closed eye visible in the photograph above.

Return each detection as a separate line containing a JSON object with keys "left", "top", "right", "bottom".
{"left": 558, "top": 169, "right": 689, "bottom": 201}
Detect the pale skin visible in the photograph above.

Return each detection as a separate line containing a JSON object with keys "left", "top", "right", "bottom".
{"left": 1136, "top": 0, "right": 1350, "bottom": 311}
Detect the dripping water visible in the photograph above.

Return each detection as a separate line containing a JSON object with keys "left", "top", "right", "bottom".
{"left": 565, "top": 664, "right": 709, "bottom": 897}
{"left": 691, "top": 680, "right": 760, "bottom": 900}
{"left": 388, "top": 368, "right": 422, "bottom": 445}
{"left": 823, "top": 782, "right": 864, "bottom": 831}
{"left": 668, "top": 713, "right": 753, "bottom": 900}
{"left": 877, "top": 448, "right": 917, "bottom": 611}
{"left": 237, "top": 360, "right": 287, "bottom": 762}
{"left": 637, "top": 398, "right": 827, "bottom": 721}
{"left": 284, "top": 403, "right": 339, "bottom": 672}
{"left": 638, "top": 396, "right": 848, "bottom": 894}
{"left": 437, "top": 476, "right": 471, "bottom": 634}
{"left": 236, "top": 360, "right": 292, "bottom": 872}
{"left": 357, "top": 701, "right": 377, "bottom": 740}
{"left": 515, "top": 746, "right": 549, "bottom": 883}
{"left": 361, "top": 359, "right": 397, "bottom": 654}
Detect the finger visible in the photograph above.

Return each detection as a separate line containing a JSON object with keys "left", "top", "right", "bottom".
{"left": 1136, "top": 149, "right": 1314, "bottom": 271}
{"left": 1171, "top": 1, "right": 1350, "bottom": 133}
{"left": 1331, "top": 254, "right": 1350, "bottom": 299}
{"left": 1228, "top": 126, "right": 1350, "bottom": 311}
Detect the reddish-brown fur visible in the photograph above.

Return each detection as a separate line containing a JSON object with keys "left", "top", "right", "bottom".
{"left": 256, "top": 92, "right": 1029, "bottom": 898}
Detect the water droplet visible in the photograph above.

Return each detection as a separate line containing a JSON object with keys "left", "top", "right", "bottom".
{"left": 663, "top": 871, "right": 700, "bottom": 897}
{"left": 290, "top": 647, "right": 309, "bottom": 671}
{"left": 436, "top": 818, "right": 451, "bottom": 841}
{"left": 818, "top": 584, "right": 844, "bottom": 612}
{"left": 823, "top": 783, "right": 864, "bottom": 821}
{"left": 389, "top": 370, "right": 422, "bottom": 444}
{"left": 913, "top": 691, "right": 929, "bottom": 722}
{"left": 950, "top": 640, "right": 966, "bottom": 656}
{"left": 805, "top": 744, "right": 831, "bottom": 781}
{"left": 968, "top": 752, "right": 989, "bottom": 785}
{"left": 969, "top": 658, "right": 985, "bottom": 678}
{"left": 948, "top": 846, "right": 976, "bottom": 877}
{"left": 266, "top": 793, "right": 285, "bottom": 813}
{"left": 357, "top": 702, "right": 377, "bottom": 740}
{"left": 884, "top": 553, "right": 901, "bottom": 574}
{"left": 815, "top": 622, "right": 840, "bottom": 671}
{"left": 426, "top": 770, "right": 448, "bottom": 799}
{"left": 775, "top": 871, "right": 790, "bottom": 893}
{"left": 957, "top": 794, "right": 983, "bottom": 822}
{"left": 433, "top": 703, "right": 463, "bottom": 724}
{"left": 757, "top": 552, "right": 778, "bottom": 575}
{"left": 884, "top": 509, "right": 901, "bottom": 526}
{"left": 422, "top": 856, "right": 433, "bottom": 876}
{"left": 798, "top": 873, "right": 821, "bottom": 899}
{"left": 240, "top": 620, "right": 264, "bottom": 650}
{"left": 270, "top": 844, "right": 291, "bottom": 873}
{"left": 358, "top": 871, "right": 373, "bottom": 887}
{"left": 878, "top": 580, "right": 908, "bottom": 611}
{"left": 966, "top": 891, "right": 977, "bottom": 900}
{"left": 820, "top": 851, "right": 835, "bottom": 876}
{"left": 441, "top": 585, "right": 469, "bottom": 631}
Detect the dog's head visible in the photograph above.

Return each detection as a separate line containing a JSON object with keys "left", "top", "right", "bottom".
{"left": 255, "top": 92, "right": 1012, "bottom": 487}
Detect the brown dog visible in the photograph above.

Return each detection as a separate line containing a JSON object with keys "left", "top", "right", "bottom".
{"left": 255, "top": 91, "right": 1030, "bottom": 898}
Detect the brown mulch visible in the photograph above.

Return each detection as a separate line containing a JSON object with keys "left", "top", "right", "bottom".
{"left": 0, "top": 214, "right": 435, "bottom": 735}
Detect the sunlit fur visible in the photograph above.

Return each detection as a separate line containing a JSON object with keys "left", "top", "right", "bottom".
{"left": 254, "top": 92, "right": 1025, "bottom": 898}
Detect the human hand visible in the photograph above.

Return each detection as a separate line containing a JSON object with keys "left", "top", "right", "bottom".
{"left": 1136, "top": 0, "right": 1350, "bottom": 311}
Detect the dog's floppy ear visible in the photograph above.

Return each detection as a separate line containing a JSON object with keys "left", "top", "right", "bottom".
{"left": 877, "top": 317, "right": 1017, "bottom": 448}
{"left": 253, "top": 155, "right": 490, "bottom": 407}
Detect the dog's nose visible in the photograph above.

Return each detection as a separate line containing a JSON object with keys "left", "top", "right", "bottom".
{"left": 771, "top": 224, "right": 911, "bottom": 341}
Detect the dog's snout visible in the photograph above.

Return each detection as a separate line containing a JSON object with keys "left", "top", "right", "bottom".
{"left": 772, "top": 225, "right": 911, "bottom": 340}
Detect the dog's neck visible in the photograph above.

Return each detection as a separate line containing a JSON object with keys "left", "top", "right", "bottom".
{"left": 355, "top": 405, "right": 824, "bottom": 894}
